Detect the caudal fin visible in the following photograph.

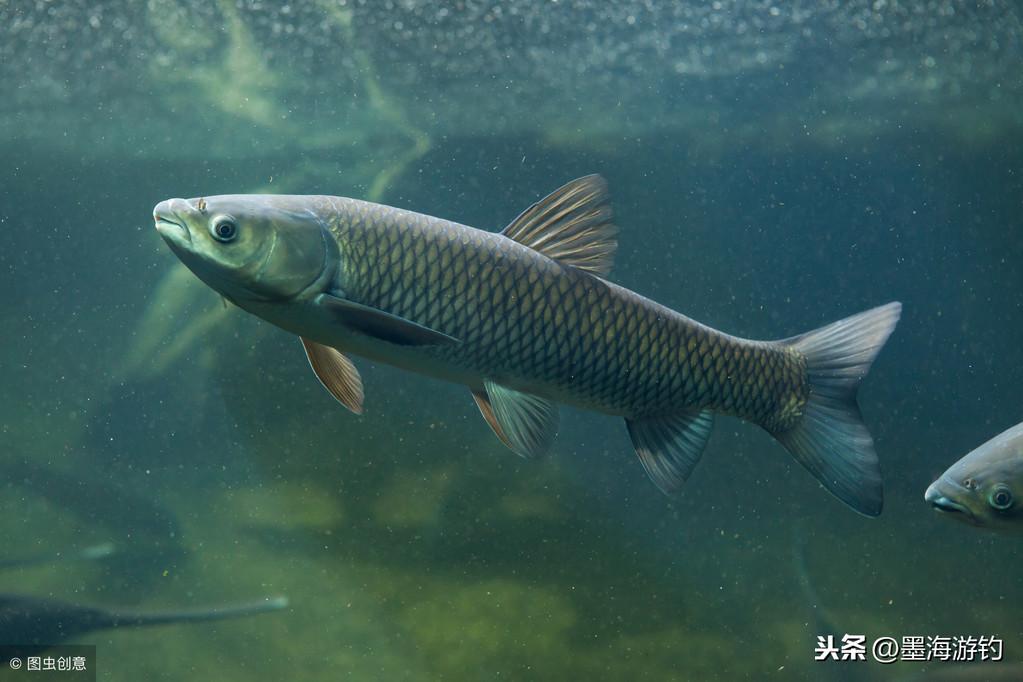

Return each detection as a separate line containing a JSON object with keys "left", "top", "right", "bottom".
{"left": 774, "top": 302, "right": 901, "bottom": 517}
{"left": 111, "top": 596, "right": 289, "bottom": 629}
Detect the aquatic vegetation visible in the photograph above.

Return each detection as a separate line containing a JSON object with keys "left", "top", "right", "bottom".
{"left": 146, "top": 0, "right": 287, "bottom": 133}
{"left": 317, "top": 0, "right": 433, "bottom": 203}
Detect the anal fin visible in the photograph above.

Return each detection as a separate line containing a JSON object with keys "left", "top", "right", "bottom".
{"left": 472, "top": 382, "right": 559, "bottom": 459}
{"left": 626, "top": 410, "right": 714, "bottom": 495}
{"left": 301, "top": 337, "right": 364, "bottom": 414}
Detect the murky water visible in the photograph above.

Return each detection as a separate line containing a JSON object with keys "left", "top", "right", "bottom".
{"left": 1, "top": 2, "right": 1021, "bottom": 680}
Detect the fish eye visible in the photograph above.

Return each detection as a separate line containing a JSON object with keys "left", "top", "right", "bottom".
{"left": 989, "top": 485, "right": 1013, "bottom": 511}
{"left": 211, "top": 218, "right": 238, "bottom": 242}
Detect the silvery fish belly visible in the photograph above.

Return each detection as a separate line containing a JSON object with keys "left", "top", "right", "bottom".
{"left": 154, "top": 176, "right": 901, "bottom": 516}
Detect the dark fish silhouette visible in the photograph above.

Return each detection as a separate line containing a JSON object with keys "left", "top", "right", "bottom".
{"left": 0, "top": 593, "right": 288, "bottom": 660}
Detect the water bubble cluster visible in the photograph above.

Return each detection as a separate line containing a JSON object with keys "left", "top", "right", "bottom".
{"left": 0, "top": 0, "right": 1019, "bottom": 158}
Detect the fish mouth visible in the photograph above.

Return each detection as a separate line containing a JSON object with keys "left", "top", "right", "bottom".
{"left": 154, "top": 200, "right": 192, "bottom": 246}
{"left": 154, "top": 217, "right": 190, "bottom": 244}
{"left": 925, "top": 484, "right": 978, "bottom": 524}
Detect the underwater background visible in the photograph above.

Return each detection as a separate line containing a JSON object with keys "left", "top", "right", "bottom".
{"left": 1, "top": 1, "right": 1021, "bottom": 680}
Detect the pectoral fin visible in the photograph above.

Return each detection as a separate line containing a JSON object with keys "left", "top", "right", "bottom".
{"left": 315, "top": 294, "right": 459, "bottom": 347}
{"left": 301, "top": 337, "right": 364, "bottom": 414}
{"left": 472, "top": 382, "right": 559, "bottom": 459}
{"left": 626, "top": 410, "right": 714, "bottom": 495}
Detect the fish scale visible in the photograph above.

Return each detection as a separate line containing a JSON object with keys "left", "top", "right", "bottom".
{"left": 326, "top": 197, "right": 807, "bottom": 428}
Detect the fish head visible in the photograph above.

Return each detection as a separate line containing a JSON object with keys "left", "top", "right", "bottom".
{"left": 153, "top": 195, "right": 334, "bottom": 302}
{"left": 925, "top": 425, "right": 1023, "bottom": 531}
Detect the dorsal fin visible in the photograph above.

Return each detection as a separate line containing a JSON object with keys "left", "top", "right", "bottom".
{"left": 501, "top": 175, "right": 617, "bottom": 276}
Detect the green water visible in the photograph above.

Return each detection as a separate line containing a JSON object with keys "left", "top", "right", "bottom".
{"left": 1, "top": 2, "right": 1021, "bottom": 680}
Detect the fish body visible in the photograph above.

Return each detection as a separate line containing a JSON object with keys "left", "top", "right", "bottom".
{"left": 925, "top": 421, "right": 1023, "bottom": 530}
{"left": 155, "top": 176, "right": 900, "bottom": 515}
{"left": 244, "top": 196, "right": 801, "bottom": 425}
{"left": 0, "top": 593, "right": 287, "bottom": 659}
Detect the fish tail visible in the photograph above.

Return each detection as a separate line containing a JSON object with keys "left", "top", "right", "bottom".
{"left": 772, "top": 302, "right": 902, "bottom": 517}
{"left": 110, "top": 596, "right": 289, "bottom": 628}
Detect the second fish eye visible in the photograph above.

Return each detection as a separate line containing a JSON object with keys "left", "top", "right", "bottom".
{"left": 990, "top": 485, "right": 1013, "bottom": 510}
{"left": 211, "top": 218, "right": 238, "bottom": 242}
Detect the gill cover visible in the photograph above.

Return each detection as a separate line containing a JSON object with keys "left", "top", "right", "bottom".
{"left": 238, "top": 209, "right": 331, "bottom": 300}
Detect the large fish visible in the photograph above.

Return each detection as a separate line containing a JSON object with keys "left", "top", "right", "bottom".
{"left": 154, "top": 176, "right": 900, "bottom": 515}
{"left": 925, "top": 421, "right": 1023, "bottom": 530}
